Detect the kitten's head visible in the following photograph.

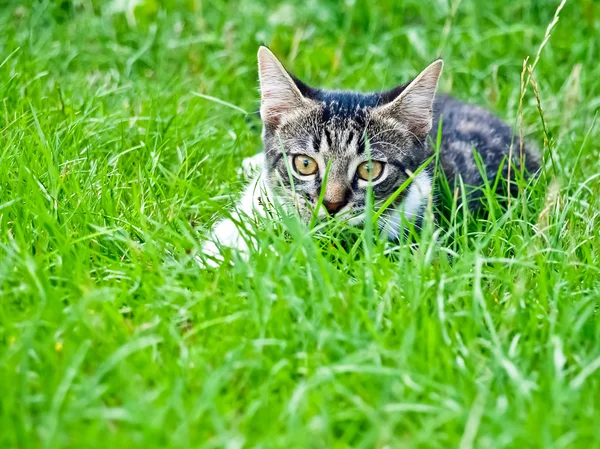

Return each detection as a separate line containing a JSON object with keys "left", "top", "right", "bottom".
{"left": 257, "top": 46, "right": 442, "bottom": 232}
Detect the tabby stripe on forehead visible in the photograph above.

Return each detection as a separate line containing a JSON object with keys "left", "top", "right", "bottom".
{"left": 351, "top": 129, "right": 364, "bottom": 154}
{"left": 323, "top": 128, "right": 333, "bottom": 151}
{"left": 356, "top": 132, "right": 367, "bottom": 154}
{"left": 312, "top": 135, "right": 321, "bottom": 152}
{"left": 345, "top": 130, "right": 356, "bottom": 152}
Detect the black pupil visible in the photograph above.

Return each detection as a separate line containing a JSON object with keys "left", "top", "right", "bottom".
{"left": 303, "top": 159, "right": 309, "bottom": 168}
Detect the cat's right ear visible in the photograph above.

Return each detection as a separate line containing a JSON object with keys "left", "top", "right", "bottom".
{"left": 375, "top": 60, "right": 444, "bottom": 137}
{"left": 257, "top": 46, "right": 309, "bottom": 127}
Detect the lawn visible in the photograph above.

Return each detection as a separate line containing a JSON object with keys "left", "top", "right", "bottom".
{"left": 1, "top": 0, "right": 599, "bottom": 447}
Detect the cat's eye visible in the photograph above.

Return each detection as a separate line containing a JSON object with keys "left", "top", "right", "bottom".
{"left": 357, "top": 161, "right": 384, "bottom": 181}
{"left": 293, "top": 155, "right": 319, "bottom": 176}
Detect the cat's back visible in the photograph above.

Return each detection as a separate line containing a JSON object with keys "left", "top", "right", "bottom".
{"left": 430, "top": 94, "right": 540, "bottom": 193}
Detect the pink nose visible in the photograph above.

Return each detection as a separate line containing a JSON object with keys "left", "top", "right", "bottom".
{"left": 323, "top": 200, "right": 347, "bottom": 215}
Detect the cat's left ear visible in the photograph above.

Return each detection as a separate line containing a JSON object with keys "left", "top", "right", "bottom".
{"left": 257, "top": 46, "right": 311, "bottom": 128}
{"left": 375, "top": 60, "right": 444, "bottom": 136}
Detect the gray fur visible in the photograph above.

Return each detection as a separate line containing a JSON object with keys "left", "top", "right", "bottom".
{"left": 432, "top": 94, "right": 540, "bottom": 204}
{"left": 257, "top": 47, "right": 540, "bottom": 231}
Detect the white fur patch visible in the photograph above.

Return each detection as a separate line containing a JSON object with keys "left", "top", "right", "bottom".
{"left": 380, "top": 170, "right": 432, "bottom": 240}
{"left": 239, "top": 152, "right": 265, "bottom": 179}
{"left": 199, "top": 173, "right": 271, "bottom": 267}
{"left": 399, "top": 170, "right": 432, "bottom": 221}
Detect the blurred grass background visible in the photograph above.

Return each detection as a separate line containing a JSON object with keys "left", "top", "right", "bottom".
{"left": 1, "top": 0, "right": 599, "bottom": 448}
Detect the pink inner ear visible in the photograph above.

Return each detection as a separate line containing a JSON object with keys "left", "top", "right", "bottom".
{"left": 261, "top": 87, "right": 309, "bottom": 127}
{"left": 261, "top": 103, "right": 289, "bottom": 126}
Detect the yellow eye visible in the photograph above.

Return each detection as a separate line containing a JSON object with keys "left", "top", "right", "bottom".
{"left": 357, "top": 161, "right": 384, "bottom": 181}
{"left": 293, "top": 155, "right": 319, "bottom": 176}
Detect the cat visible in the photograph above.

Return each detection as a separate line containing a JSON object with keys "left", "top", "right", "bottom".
{"left": 201, "top": 46, "right": 540, "bottom": 264}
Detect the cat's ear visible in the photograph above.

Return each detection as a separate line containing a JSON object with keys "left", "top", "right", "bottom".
{"left": 376, "top": 60, "right": 444, "bottom": 136}
{"left": 257, "top": 46, "right": 309, "bottom": 127}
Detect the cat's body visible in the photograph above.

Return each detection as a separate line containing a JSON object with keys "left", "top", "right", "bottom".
{"left": 432, "top": 94, "right": 539, "bottom": 204}
{"left": 201, "top": 47, "right": 539, "bottom": 264}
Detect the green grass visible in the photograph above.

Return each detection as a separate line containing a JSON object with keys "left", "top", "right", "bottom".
{"left": 1, "top": 0, "right": 600, "bottom": 447}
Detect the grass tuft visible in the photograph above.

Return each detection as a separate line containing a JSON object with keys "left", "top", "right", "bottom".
{"left": 1, "top": 0, "right": 600, "bottom": 448}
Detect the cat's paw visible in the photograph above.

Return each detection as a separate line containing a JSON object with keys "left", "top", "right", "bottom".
{"left": 239, "top": 153, "right": 264, "bottom": 179}
{"left": 197, "top": 233, "right": 249, "bottom": 269}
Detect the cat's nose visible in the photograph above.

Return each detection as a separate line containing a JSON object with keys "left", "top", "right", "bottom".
{"left": 323, "top": 199, "right": 348, "bottom": 215}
